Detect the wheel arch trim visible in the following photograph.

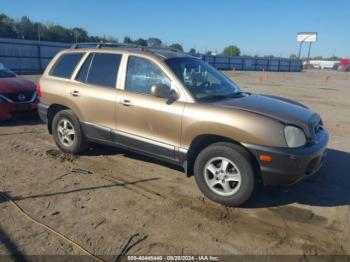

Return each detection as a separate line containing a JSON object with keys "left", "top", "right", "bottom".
{"left": 182, "top": 134, "right": 261, "bottom": 179}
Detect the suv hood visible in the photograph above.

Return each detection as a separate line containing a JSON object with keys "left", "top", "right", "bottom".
{"left": 211, "top": 93, "right": 318, "bottom": 134}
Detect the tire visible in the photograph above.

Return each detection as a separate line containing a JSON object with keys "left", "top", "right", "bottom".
{"left": 52, "top": 110, "right": 89, "bottom": 154}
{"left": 194, "top": 142, "right": 255, "bottom": 207}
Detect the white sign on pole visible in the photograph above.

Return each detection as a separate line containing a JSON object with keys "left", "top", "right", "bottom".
{"left": 297, "top": 32, "right": 317, "bottom": 42}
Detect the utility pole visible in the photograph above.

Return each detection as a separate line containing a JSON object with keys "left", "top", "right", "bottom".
{"left": 70, "top": 30, "right": 79, "bottom": 43}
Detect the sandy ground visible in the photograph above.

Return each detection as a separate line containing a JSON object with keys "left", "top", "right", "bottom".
{"left": 1, "top": 70, "right": 350, "bottom": 259}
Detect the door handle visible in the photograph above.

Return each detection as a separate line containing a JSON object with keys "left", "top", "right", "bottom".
{"left": 70, "top": 90, "right": 80, "bottom": 97}
{"left": 119, "top": 99, "right": 133, "bottom": 106}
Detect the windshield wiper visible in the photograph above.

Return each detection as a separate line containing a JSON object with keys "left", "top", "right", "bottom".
{"left": 227, "top": 92, "right": 245, "bottom": 98}
{"left": 199, "top": 92, "right": 245, "bottom": 101}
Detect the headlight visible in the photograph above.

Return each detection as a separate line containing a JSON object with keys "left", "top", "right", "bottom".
{"left": 284, "top": 125, "right": 306, "bottom": 148}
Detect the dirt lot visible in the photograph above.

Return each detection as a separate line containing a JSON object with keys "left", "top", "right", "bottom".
{"left": 1, "top": 70, "right": 350, "bottom": 258}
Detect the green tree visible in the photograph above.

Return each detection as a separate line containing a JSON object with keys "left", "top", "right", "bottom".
{"left": 0, "top": 13, "right": 152, "bottom": 45}
{"left": 123, "top": 37, "right": 148, "bottom": 46}
{"left": 44, "top": 24, "right": 72, "bottom": 42}
{"left": 0, "top": 14, "right": 17, "bottom": 38}
{"left": 328, "top": 56, "right": 339, "bottom": 61}
{"left": 147, "top": 37, "right": 162, "bottom": 47}
{"left": 104, "top": 36, "right": 118, "bottom": 43}
{"left": 222, "top": 45, "right": 241, "bottom": 57}
{"left": 134, "top": 38, "right": 148, "bottom": 46}
{"left": 189, "top": 48, "right": 197, "bottom": 55}
{"left": 16, "top": 16, "right": 37, "bottom": 39}
{"left": 123, "top": 36, "right": 133, "bottom": 44}
{"left": 89, "top": 35, "right": 104, "bottom": 42}
{"left": 169, "top": 43, "right": 183, "bottom": 52}
{"left": 71, "top": 27, "right": 89, "bottom": 42}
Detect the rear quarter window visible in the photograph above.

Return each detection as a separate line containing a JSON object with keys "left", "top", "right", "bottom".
{"left": 50, "top": 53, "right": 84, "bottom": 79}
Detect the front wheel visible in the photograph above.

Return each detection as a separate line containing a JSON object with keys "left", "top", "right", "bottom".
{"left": 194, "top": 142, "right": 255, "bottom": 207}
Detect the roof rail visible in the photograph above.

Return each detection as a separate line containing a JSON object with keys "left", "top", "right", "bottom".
{"left": 70, "top": 42, "right": 141, "bottom": 49}
{"left": 70, "top": 42, "right": 181, "bottom": 53}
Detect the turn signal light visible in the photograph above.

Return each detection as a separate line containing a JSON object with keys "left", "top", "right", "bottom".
{"left": 260, "top": 155, "right": 272, "bottom": 162}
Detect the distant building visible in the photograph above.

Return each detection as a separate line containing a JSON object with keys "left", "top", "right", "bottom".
{"left": 304, "top": 60, "right": 339, "bottom": 69}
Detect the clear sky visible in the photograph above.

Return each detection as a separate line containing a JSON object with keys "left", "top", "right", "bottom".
{"left": 1, "top": 0, "right": 349, "bottom": 57}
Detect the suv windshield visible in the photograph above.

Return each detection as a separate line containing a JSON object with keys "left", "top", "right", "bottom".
{"left": 0, "top": 69, "right": 16, "bottom": 78}
{"left": 165, "top": 57, "right": 240, "bottom": 101}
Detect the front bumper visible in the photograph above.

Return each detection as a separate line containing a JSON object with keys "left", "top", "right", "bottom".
{"left": 243, "top": 130, "right": 329, "bottom": 186}
{"left": 0, "top": 101, "right": 38, "bottom": 121}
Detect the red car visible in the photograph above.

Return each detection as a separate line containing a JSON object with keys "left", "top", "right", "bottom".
{"left": 0, "top": 67, "right": 38, "bottom": 121}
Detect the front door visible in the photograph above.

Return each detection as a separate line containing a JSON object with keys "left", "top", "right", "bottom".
{"left": 115, "top": 55, "right": 185, "bottom": 161}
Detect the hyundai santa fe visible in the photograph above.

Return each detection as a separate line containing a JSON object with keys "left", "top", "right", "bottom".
{"left": 37, "top": 43, "right": 328, "bottom": 206}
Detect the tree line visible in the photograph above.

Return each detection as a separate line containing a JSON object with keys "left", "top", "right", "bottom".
{"left": 0, "top": 13, "right": 117, "bottom": 43}
{"left": 0, "top": 13, "right": 241, "bottom": 56}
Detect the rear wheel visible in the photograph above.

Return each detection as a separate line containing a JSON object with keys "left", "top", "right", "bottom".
{"left": 52, "top": 110, "right": 88, "bottom": 154}
{"left": 194, "top": 142, "right": 255, "bottom": 206}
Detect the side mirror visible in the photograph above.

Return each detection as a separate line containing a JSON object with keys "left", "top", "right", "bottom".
{"left": 151, "top": 84, "right": 178, "bottom": 100}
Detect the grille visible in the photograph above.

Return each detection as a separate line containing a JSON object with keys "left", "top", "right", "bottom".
{"left": 2, "top": 92, "right": 35, "bottom": 102}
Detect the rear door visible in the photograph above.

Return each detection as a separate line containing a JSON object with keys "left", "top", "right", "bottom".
{"left": 66, "top": 52, "right": 122, "bottom": 141}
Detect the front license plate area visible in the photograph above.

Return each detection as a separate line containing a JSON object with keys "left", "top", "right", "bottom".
{"left": 16, "top": 104, "right": 31, "bottom": 111}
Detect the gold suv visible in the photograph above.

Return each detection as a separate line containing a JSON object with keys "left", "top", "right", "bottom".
{"left": 37, "top": 43, "right": 329, "bottom": 206}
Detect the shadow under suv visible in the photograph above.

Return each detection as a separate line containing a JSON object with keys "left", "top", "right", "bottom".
{"left": 37, "top": 43, "right": 329, "bottom": 206}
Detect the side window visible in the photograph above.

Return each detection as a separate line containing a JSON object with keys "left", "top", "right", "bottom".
{"left": 50, "top": 53, "right": 84, "bottom": 79}
{"left": 125, "top": 56, "right": 171, "bottom": 95}
{"left": 76, "top": 53, "right": 122, "bottom": 88}
{"left": 76, "top": 54, "right": 93, "bottom": 83}
{"left": 87, "top": 53, "right": 121, "bottom": 88}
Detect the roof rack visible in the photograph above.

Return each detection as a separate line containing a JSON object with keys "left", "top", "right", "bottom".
{"left": 70, "top": 42, "right": 139, "bottom": 49}
{"left": 70, "top": 42, "right": 181, "bottom": 53}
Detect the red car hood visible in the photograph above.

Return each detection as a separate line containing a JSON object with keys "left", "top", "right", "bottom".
{"left": 0, "top": 76, "right": 36, "bottom": 93}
